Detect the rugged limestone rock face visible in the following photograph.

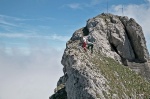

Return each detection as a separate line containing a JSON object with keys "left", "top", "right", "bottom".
{"left": 50, "top": 13, "right": 150, "bottom": 99}
{"left": 86, "top": 13, "right": 149, "bottom": 63}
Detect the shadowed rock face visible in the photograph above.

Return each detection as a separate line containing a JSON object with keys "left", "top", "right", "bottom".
{"left": 50, "top": 13, "right": 150, "bottom": 99}
{"left": 121, "top": 17, "right": 149, "bottom": 62}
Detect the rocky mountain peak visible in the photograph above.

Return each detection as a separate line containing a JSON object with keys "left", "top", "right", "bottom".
{"left": 50, "top": 13, "right": 150, "bottom": 99}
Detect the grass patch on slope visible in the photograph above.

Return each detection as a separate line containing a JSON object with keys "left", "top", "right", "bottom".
{"left": 91, "top": 54, "right": 150, "bottom": 98}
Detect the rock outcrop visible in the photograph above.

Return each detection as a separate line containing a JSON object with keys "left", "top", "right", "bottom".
{"left": 50, "top": 13, "right": 150, "bottom": 99}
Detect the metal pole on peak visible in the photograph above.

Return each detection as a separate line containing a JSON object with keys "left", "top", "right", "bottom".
{"left": 118, "top": 4, "right": 124, "bottom": 16}
{"left": 107, "top": 0, "right": 108, "bottom": 13}
{"left": 122, "top": 4, "right": 124, "bottom": 16}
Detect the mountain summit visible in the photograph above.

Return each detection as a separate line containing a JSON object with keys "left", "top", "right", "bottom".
{"left": 50, "top": 13, "right": 150, "bottom": 99}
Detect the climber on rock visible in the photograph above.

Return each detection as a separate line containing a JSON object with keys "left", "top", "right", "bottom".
{"left": 87, "top": 34, "right": 95, "bottom": 53}
{"left": 82, "top": 36, "right": 87, "bottom": 51}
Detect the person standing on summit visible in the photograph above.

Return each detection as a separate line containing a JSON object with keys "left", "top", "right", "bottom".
{"left": 87, "top": 34, "right": 95, "bottom": 53}
{"left": 82, "top": 36, "right": 87, "bottom": 51}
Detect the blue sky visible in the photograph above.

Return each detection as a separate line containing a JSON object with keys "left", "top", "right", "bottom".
{"left": 0, "top": 0, "right": 150, "bottom": 99}
{"left": 0, "top": 0, "right": 149, "bottom": 52}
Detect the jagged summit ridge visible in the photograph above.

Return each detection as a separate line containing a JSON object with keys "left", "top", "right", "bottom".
{"left": 87, "top": 13, "right": 149, "bottom": 63}
{"left": 50, "top": 13, "right": 150, "bottom": 99}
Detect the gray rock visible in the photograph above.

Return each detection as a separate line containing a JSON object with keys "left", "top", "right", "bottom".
{"left": 50, "top": 13, "right": 150, "bottom": 99}
{"left": 125, "top": 18, "right": 149, "bottom": 62}
{"left": 50, "top": 87, "right": 67, "bottom": 99}
{"left": 86, "top": 14, "right": 149, "bottom": 63}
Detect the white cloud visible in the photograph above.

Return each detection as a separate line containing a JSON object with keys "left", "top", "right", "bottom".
{"left": 0, "top": 14, "right": 69, "bottom": 43}
{"left": 65, "top": 0, "right": 101, "bottom": 10}
{"left": 0, "top": 45, "right": 64, "bottom": 99}
{"left": 0, "top": 33, "right": 70, "bottom": 42}
{"left": 0, "top": 19, "right": 19, "bottom": 27}
{"left": 66, "top": 3, "right": 81, "bottom": 9}
{"left": 111, "top": 3, "right": 150, "bottom": 52}
{"left": 147, "top": 0, "right": 150, "bottom": 2}
{"left": 90, "top": 0, "right": 101, "bottom": 6}
{"left": 0, "top": 14, "right": 54, "bottom": 21}
{"left": 0, "top": 10, "right": 67, "bottom": 99}
{"left": 0, "top": 33, "right": 29, "bottom": 38}
{"left": 0, "top": 14, "right": 55, "bottom": 33}
{"left": 51, "top": 34, "right": 70, "bottom": 42}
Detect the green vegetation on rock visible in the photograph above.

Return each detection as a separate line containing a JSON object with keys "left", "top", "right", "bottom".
{"left": 91, "top": 53, "right": 150, "bottom": 98}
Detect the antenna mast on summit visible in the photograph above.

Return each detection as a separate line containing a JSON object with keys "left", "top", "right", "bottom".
{"left": 121, "top": 4, "right": 124, "bottom": 16}
{"left": 107, "top": 0, "right": 108, "bottom": 13}
{"left": 119, "top": 4, "right": 124, "bottom": 16}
